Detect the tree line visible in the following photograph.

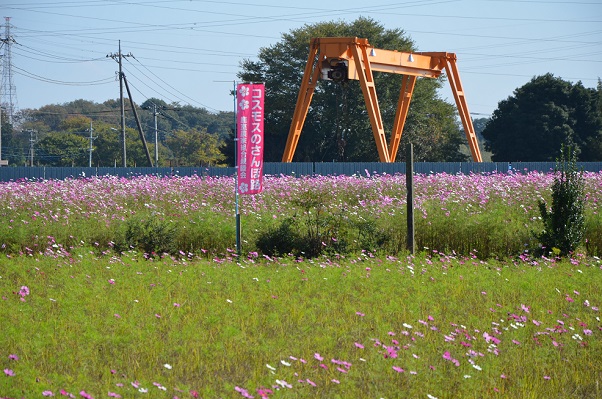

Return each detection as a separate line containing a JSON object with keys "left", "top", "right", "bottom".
{"left": 1, "top": 17, "right": 600, "bottom": 167}
{"left": 0, "top": 98, "right": 233, "bottom": 167}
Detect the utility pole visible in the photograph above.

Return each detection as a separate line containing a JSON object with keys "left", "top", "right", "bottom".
{"left": 152, "top": 103, "right": 159, "bottom": 166}
{"left": 88, "top": 121, "right": 97, "bottom": 167}
{"left": 107, "top": 40, "right": 132, "bottom": 167}
{"left": 27, "top": 129, "right": 36, "bottom": 167}
{"left": 121, "top": 74, "right": 153, "bottom": 167}
{"left": 143, "top": 102, "right": 161, "bottom": 166}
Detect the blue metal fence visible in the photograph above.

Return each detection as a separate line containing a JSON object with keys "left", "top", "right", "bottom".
{"left": 1, "top": 162, "right": 601, "bottom": 182}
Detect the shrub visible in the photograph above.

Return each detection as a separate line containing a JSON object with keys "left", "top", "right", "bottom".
{"left": 255, "top": 218, "right": 301, "bottom": 257}
{"left": 114, "top": 215, "right": 178, "bottom": 256}
{"left": 537, "top": 146, "right": 586, "bottom": 256}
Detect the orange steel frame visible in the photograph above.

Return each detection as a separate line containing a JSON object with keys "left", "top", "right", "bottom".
{"left": 282, "top": 37, "right": 483, "bottom": 163}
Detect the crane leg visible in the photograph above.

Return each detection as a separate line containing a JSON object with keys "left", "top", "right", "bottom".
{"left": 282, "top": 42, "right": 321, "bottom": 162}
{"left": 389, "top": 75, "right": 416, "bottom": 162}
{"left": 350, "top": 44, "right": 390, "bottom": 162}
{"left": 444, "top": 57, "right": 483, "bottom": 162}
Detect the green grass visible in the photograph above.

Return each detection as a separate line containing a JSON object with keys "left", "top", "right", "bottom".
{"left": 1, "top": 251, "right": 600, "bottom": 398}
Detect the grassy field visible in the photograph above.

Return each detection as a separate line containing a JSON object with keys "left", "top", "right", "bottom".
{"left": 1, "top": 173, "right": 601, "bottom": 398}
{"left": 1, "top": 251, "right": 600, "bottom": 398}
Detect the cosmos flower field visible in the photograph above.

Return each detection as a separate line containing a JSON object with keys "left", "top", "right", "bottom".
{"left": 0, "top": 171, "right": 601, "bottom": 398}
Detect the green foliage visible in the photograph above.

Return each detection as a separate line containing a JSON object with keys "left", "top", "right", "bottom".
{"left": 238, "top": 17, "right": 468, "bottom": 162}
{"left": 115, "top": 215, "right": 178, "bottom": 256}
{"left": 537, "top": 146, "right": 586, "bottom": 256}
{"left": 165, "top": 127, "right": 225, "bottom": 166}
{"left": 255, "top": 218, "right": 301, "bottom": 257}
{"left": 20, "top": 98, "right": 234, "bottom": 167}
{"left": 255, "top": 195, "right": 393, "bottom": 258}
{"left": 36, "top": 132, "right": 89, "bottom": 166}
{"left": 483, "top": 73, "right": 602, "bottom": 161}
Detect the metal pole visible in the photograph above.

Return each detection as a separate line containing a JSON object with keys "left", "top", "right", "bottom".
{"left": 234, "top": 81, "right": 241, "bottom": 256}
{"left": 122, "top": 74, "right": 153, "bottom": 167}
{"left": 406, "top": 143, "right": 415, "bottom": 254}
{"left": 88, "top": 121, "right": 93, "bottom": 167}
{"left": 119, "top": 40, "right": 126, "bottom": 167}
{"left": 153, "top": 103, "right": 159, "bottom": 166}
{"left": 29, "top": 130, "right": 35, "bottom": 167}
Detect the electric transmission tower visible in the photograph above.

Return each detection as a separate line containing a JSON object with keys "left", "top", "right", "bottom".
{"left": 1, "top": 17, "right": 18, "bottom": 125}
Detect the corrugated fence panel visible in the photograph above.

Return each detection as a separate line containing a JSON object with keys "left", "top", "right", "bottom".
{"left": 582, "top": 162, "right": 602, "bottom": 172}
{"left": 2, "top": 163, "right": 602, "bottom": 182}
{"left": 264, "top": 162, "right": 313, "bottom": 176}
{"left": 511, "top": 162, "right": 555, "bottom": 173}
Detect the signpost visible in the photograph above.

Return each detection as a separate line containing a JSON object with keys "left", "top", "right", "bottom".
{"left": 234, "top": 82, "right": 265, "bottom": 254}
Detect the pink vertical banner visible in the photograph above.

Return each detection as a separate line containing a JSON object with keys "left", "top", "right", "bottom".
{"left": 237, "top": 83, "right": 264, "bottom": 195}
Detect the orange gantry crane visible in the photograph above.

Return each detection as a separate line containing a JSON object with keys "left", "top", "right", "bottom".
{"left": 282, "top": 37, "right": 483, "bottom": 163}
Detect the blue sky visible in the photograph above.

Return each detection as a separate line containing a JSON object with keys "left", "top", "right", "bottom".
{"left": 2, "top": 0, "right": 601, "bottom": 118}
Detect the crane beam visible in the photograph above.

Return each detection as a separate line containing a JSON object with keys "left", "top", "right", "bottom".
{"left": 282, "top": 37, "right": 483, "bottom": 163}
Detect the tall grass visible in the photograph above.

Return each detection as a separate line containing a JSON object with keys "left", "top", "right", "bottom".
{"left": 1, "top": 172, "right": 601, "bottom": 258}
{"left": 0, "top": 252, "right": 600, "bottom": 398}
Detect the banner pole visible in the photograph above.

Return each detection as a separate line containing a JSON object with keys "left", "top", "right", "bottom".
{"left": 406, "top": 142, "right": 415, "bottom": 255}
{"left": 234, "top": 80, "right": 241, "bottom": 256}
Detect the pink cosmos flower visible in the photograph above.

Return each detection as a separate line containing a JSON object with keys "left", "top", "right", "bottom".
{"left": 354, "top": 342, "right": 364, "bottom": 349}
{"left": 4, "top": 368, "right": 15, "bottom": 376}
{"left": 392, "top": 366, "right": 404, "bottom": 373}
{"left": 42, "top": 391, "right": 54, "bottom": 397}
{"left": 314, "top": 353, "right": 323, "bottom": 361}
{"left": 19, "top": 286, "right": 30, "bottom": 297}
{"left": 8, "top": 354, "right": 18, "bottom": 360}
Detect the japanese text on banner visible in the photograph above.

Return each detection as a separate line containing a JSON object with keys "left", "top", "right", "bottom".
{"left": 236, "top": 83, "right": 264, "bottom": 195}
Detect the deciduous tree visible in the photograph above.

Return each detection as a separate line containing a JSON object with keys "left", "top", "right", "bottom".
{"left": 482, "top": 74, "right": 602, "bottom": 161}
